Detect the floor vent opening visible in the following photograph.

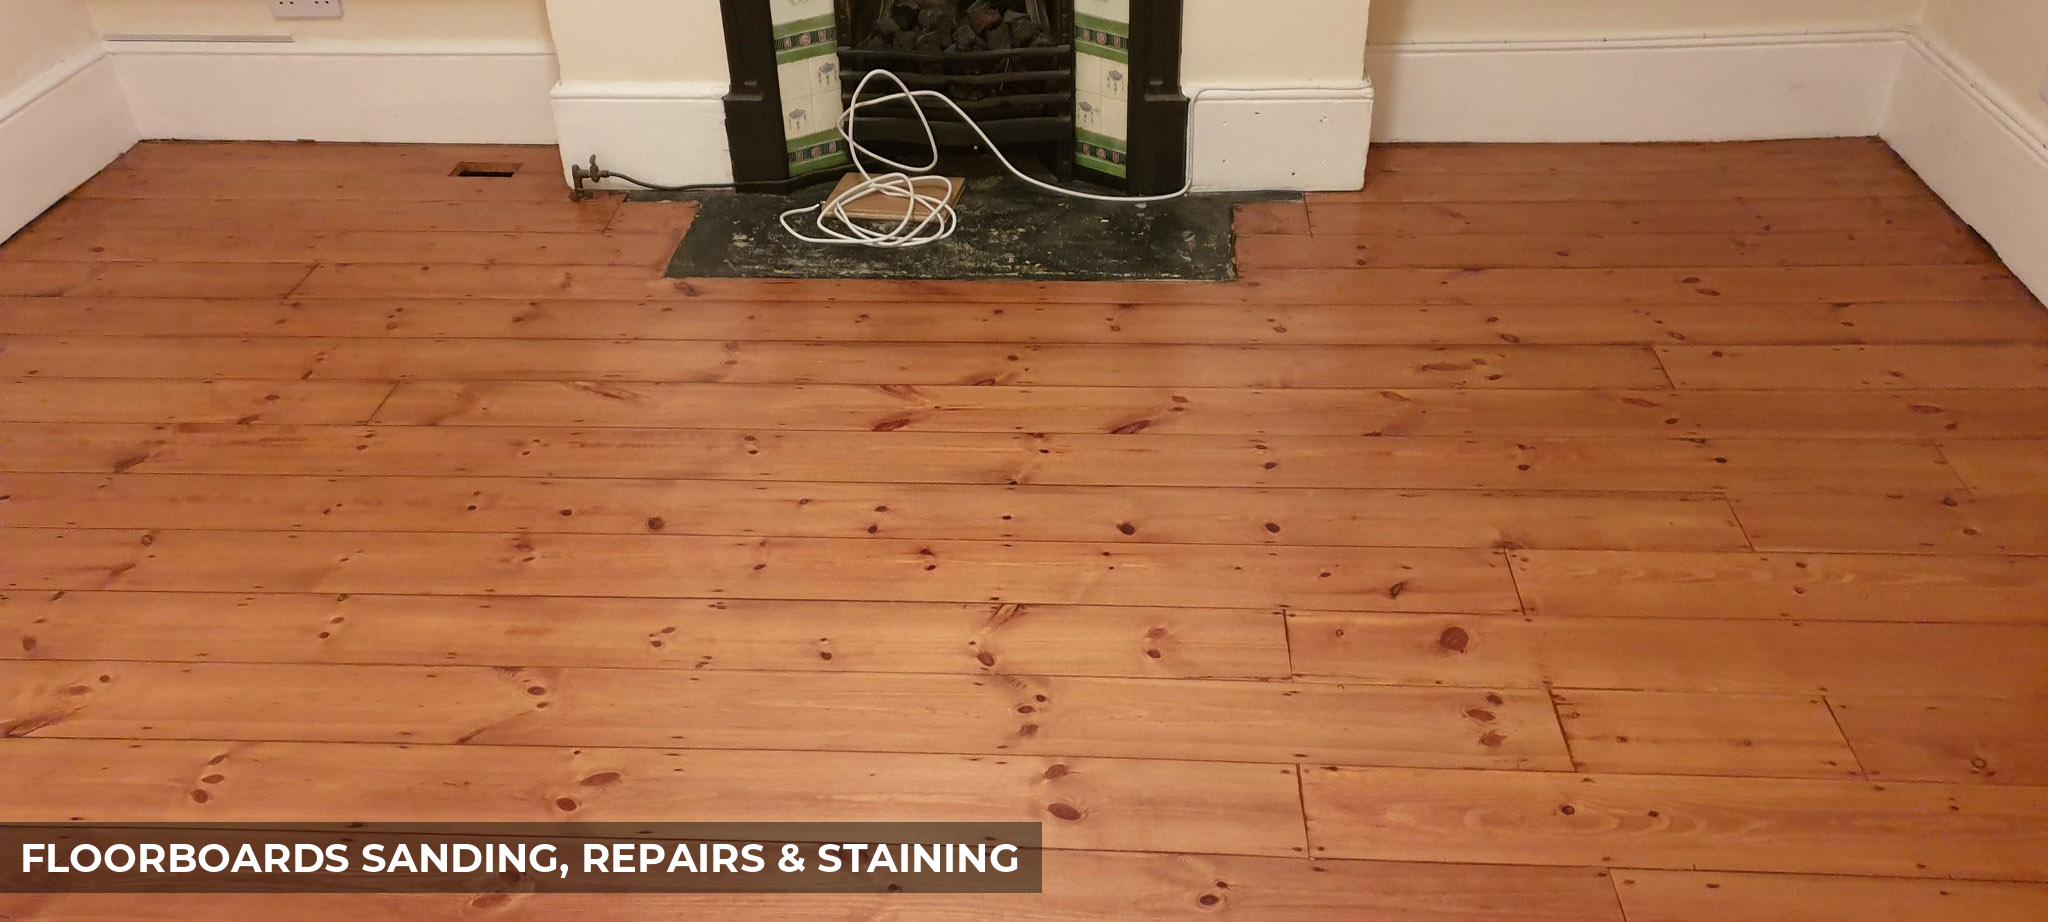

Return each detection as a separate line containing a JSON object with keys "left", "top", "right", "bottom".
{"left": 452, "top": 162, "right": 521, "bottom": 178}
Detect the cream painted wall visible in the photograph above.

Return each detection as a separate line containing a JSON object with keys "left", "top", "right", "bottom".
{"left": 543, "top": 0, "right": 726, "bottom": 84}
{"left": 85, "top": 0, "right": 553, "bottom": 44}
{"left": 1184, "top": 0, "right": 1372, "bottom": 86}
{"left": 1368, "top": 0, "right": 1921, "bottom": 44}
{"left": 2, "top": 0, "right": 102, "bottom": 91}
{"left": 1920, "top": 0, "right": 2048, "bottom": 137}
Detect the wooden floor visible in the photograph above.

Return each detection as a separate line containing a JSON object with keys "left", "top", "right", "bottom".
{"left": 4, "top": 137, "right": 2048, "bottom": 920}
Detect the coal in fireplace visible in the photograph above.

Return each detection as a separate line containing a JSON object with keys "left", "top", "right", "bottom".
{"left": 719, "top": 0, "right": 1186, "bottom": 194}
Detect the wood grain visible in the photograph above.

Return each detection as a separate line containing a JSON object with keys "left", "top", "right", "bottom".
{"left": 1941, "top": 440, "right": 2048, "bottom": 492}
{"left": 1302, "top": 766, "right": 2048, "bottom": 880}
{"left": 0, "top": 591, "right": 1290, "bottom": 679}
{"left": 0, "top": 228, "right": 675, "bottom": 266}
{"left": 7, "top": 298, "right": 2043, "bottom": 346}
{"left": 1551, "top": 689, "right": 1862, "bottom": 778}
{"left": 369, "top": 382, "right": 2048, "bottom": 438}
{"left": 0, "top": 336, "right": 1673, "bottom": 389}
{"left": 1615, "top": 870, "right": 2048, "bottom": 922}
{"left": 0, "top": 857, "right": 1627, "bottom": 922}
{"left": 1660, "top": 344, "right": 2048, "bottom": 389}
{"left": 0, "top": 473, "right": 1747, "bottom": 551}
{"left": 0, "top": 425, "right": 1968, "bottom": 494}
{"left": 4, "top": 138, "right": 2044, "bottom": 916}
{"left": 1326, "top": 168, "right": 1928, "bottom": 203}
{"left": 1285, "top": 613, "right": 2048, "bottom": 697}
{"left": 1729, "top": 492, "right": 2048, "bottom": 554}
{"left": 0, "top": 529, "right": 1522, "bottom": 612}
{"left": 289, "top": 263, "right": 2031, "bottom": 304}
{"left": 1512, "top": 550, "right": 2048, "bottom": 623}
{"left": 1236, "top": 230, "right": 1991, "bottom": 270}
{"left": 1305, "top": 197, "right": 1964, "bottom": 236}
{"left": 1, "top": 660, "right": 1568, "bottom": 769}
{"left": 0, "top": 380, "right": 390, "bottom": 425}
{"left": 1829, "top": 697, "right": 2048, "bottom": 785}
{"left": 0, "top": 738, "right": 1310, "bottom": 856}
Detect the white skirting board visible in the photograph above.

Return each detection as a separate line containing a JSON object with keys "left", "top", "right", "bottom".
{"left": 1883, "top": 34, "right": 2048, "bottom": 303}
{"left": 0, "top": 50, "right": 139, "bottom": 242}
{"left": 106, "top": 40, "right": 559, "bottom": 143}
{"left": 554, "top": 80, "right": 1377, "bottom": 193}
{"left": 1366, "top": 32, "right": 1903, "bottom": 142}
{"left": 550, "top": 81, "right": 733, "bottom": 190}
{"left": 1189, "top": 83, "right": 1375, "bottom": 192}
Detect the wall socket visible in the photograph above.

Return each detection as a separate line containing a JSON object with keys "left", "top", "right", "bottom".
{"left": 271, "top": 0, "right": 342, "bottom": 20}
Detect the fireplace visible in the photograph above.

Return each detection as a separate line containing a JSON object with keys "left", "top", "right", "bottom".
{"left": 720, "top": 0, "right": 1187, "bottom": 194}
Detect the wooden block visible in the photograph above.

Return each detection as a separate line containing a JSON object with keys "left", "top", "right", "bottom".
{"left": 1941, "top": 440, "right": 2048, "bottom": 492}
{"left": 1659, "top": 345, "right": 2048, "bottom": 390}
{"left": 825, "top": 173, "right": 965, "bottom": 222}
{"left": 0, "top": 529, "right": 1522, "bottom": 613}
{"left": 0, "top": 592, "right": 1290, "bottom": 679}
{"left": 1302, "top": 766, "right": 2048, "bottom": 880}
{"left": 0, "top": 473, "right": 1747, "bottom": 552}
{"left": 0, "top": 856, "right": 1627, "bottom": 922}
{"left": 0, "top": 336, "right": 334, "bottom": 379}
{"left": 1323, "top": 167, "right": 1928, "bottom": 203}
{"left": 0, "top": 262, "right": 314, "bottom": 298}
{"left": 1512, "top": 550, "right": 2048, "bottom": 623}
{"left": 6, "top": 298, "right": 2044, "bottom": 347}
{"left": 0, "top": 424, "right": 1969, "bottom": 496}
{"left": 1232, "top": 201, "right": 1310, "bottom": 236}
{"left": 0, "top": 380, "right": 389, "bottom": 425}
{"left": 301, "top": 341, "right": 1675, "bottom": 390}
{"left": 1552, "top": 689, "right": 1861, "bottom": 779}
{"left": 1236, "top": 231, "right": 1989, "bottom": 271}
{"left": 1285, "top": 612, "right": 2048, "bottom": 697}
{"left": 0, "top": 228, "right": 675, "bottom": 267}
{"left": 1, "top": 661, "right": 1567, "bottom": 770}
{"left": 286, "top": 263, "right": 2031, "bottom": 305}
{"left": 1829, "top": 697, "right": 2048, "bottom": 785}
{"left": 1306, "top": 197, "right": 1963, "bottom": 237}
{"left": 1729, "top": 492, "right": 2048, "bottom": 555}
{"left": 1615, "top": 870, "right": 2048, "bottom": 922}
{"left": 370, "top": 382, "right": 2048, "bottom": 438}
{"left": 0, "top": 738, "right": 1308, "bottom": 857}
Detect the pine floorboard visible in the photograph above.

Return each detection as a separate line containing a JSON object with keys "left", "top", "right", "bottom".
{"left": 2, "top": 138, "right": 2046, "bottom": 920}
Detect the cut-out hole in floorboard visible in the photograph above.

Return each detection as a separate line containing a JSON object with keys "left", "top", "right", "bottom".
{"left": 451, "top": 162, "right": 521, "bottom": 178}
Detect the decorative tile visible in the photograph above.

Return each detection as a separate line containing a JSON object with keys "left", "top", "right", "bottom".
{"left": 769, "top": 1, "right": 845, "bottom": 176}
{"left": 1076, "top": 131, "right": 1129, "bottom": 179}
{"left": 1075, "top": 0, "right": 1132, "bottom": 178}
{"left": 768, "top": 0, "right": 831, "bottom": 28}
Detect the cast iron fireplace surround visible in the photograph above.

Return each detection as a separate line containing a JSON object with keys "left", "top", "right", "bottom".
{"left": 718, "top": 0, "right": 1188, "bottom": 194}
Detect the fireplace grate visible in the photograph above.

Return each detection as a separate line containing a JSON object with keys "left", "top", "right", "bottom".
{"left": 836, "top": 1, "right": 1076, "bottom": 171}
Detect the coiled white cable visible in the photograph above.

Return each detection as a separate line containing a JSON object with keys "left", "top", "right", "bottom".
{"left": 779, "top": 69, "right": 1193, "bottom": 248}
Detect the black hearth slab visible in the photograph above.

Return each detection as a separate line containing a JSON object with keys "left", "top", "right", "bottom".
{"left": 654, "top": 177, "right": 1269, "bottom": 282}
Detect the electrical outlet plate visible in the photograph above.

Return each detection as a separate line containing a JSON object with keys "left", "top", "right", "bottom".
{"left": 272, "top": 0, "right": 342, "bottom": 20}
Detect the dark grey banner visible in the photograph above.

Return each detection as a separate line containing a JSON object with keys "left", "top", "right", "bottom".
{"left": 1, "top": 823, "right": 1043, "bottom": 894}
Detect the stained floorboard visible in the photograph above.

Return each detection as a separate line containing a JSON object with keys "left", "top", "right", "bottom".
{"left": 1, "top": 138, "right": 2044, "bottom": 920}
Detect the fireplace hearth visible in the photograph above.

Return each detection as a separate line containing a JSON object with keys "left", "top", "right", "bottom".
{"left": 719, "top": 0, "right": 1186, "bottom": 194}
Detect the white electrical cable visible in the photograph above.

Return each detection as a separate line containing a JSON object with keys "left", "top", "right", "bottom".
{"left": 779, "top": 69, "right": 1193, "bottom": 248}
